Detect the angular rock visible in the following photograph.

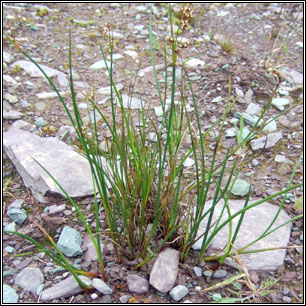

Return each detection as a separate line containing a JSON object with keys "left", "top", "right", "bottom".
{"left": 115, "top": 94, "right": 146, "bottom": 109}
{"left": 10, "top": 60, "right": 65, "bottom": 78}
{"left": 3, "top": 127, "right": 96, "bottom": 202}
{"left": 192, "top": 199, "right": 292, "bottom": 270}
{"left": 263, "top": 119, "right": 277, "bottom": 133}
{"left": 278, "top": 67, "right": 303, "bottom": 86}
{"left": 83, "top": 234, "right": 101, "bottom": 262}
{"left": 138, "top": 64, "right": 165, "bottom": 77}
{"left": 57, "top": 226, "right": 83, "bottom": 257}
{"left": 40, "top": 275, "right": 91, "bottom": 301}
{"left": 34, "top": 117, "right": 48, "bottom": 127}
{"left": 124, "top": 50, "right": 138, "bottom": 59}
{"left": 149, "top": 248, "right": 180, "bottom": 292}
{"left": 89, "top": 60, "right": 111, "bottom": 70}
{"left": 127, "top": 274, "right": 149, "bottom": 295}
{"left": 7, "top": 208, "right": 27, "bottom": 225}
{"left": 250, "top": 132, "right": 282, "bottom": 151}
{"left": 3, "top": 51, "right": 15, "bottom": 63}
{"left": 213, "top": 270, "right": 228, "bottom": 279}
{"left": 169, "top": 285, "right": 189, "bottom": 302}
{"left": 3, "top": 110, "right": 24, "bottom": 120}
{"left": 97, "top": 83, "right": 124, "bottom": 95}
{"left": 231, "top": 179, "right": 251, "bottom": 196}
{"left": 92, "top": 278, "right": 113, "bottom": 294}
{"left": 36, "top": 91, "right": 70, "bottom": 99}
{"left": 271, "top": 97, "right": 290, "bottom": 111}
{"left": 4, "top": 93, "right": 18, "bottom": 104}
{"left": 185, "top": 58, "right": 205, "bottom": 68}
{"left": 274, "top": 155, "right": 293, "bottom": 164}
{"left": 3, "top": 74, "right": 18, "bottom": 85}
{"left": 193, "top": 266, "right": 202, "bottom": 278}
{"left": 245, "top": 103, "right": 261, "bottom": 115}
{"left": 3, "top": 285, "right": 18, "bottom": 303}
{"left": 15, "top": 267, "right": 44, "bottom": 294}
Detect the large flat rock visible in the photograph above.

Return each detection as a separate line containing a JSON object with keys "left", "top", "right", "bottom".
{"left": 3, "top": 127, "right": 96, "bottom": 202}
{"left": 192, "top": 199, "right": 292, "bottom": 271}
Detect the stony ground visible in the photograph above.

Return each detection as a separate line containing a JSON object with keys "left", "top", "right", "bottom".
{"left": 3, "top": 2, "right": 304, "bottom": 304}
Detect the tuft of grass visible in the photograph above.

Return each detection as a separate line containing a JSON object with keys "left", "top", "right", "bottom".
{"left": 4, "top": 3, "right": 303, "bottom": 286}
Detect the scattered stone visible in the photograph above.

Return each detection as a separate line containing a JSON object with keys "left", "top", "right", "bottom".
{"left": 213, "top": 270, "right": 228, "bottom": 279}
{"left": 183, "top": 158, "right": 195, "bottom": 167}
{"left": 41, "top": 275, "right": 92, "bottom": 301}
{"left": 185, "top": 58, "right": 205, "bottom": 68}
{"left": 149, "top": 248, "right": 180, "bottom": 292}
{"left": 203, "top": 270, "right": 213, "bottom": 277}
{"left": 211, "top": 96, "right": 223, "bottom": 103}
{"left": 138, "top": 64, "right": 165, "bottom": 77}
{"left": 89, "top": 60, "right": 111, "bottom": 70}
{"left": 3, "top": 74, "right": 18, "bottom": 85}
{"left": 193, "top": 266, "right": 202, "bottom": 277}
{"left": 36, "top": 91, "right": 70, "bottom": 99}
{"left": 35, "top": 102, "right": 47, "bottom": 111}
{"left": 107, "top": 53, "right": 124, "bottom": 61}
{"left": 97, "top": 83, "right": 124, "bottom": 95}
{"left": 92, "top": 278, "right": 113, "bottom": 294}
{"left": 10, "top": 60, "right": 66, "bottom": 78}
{"left": 250, "top": 132, "right": 282, "bottom": 150}
{"left": 169, "top": 285, "right": 189, "bottom": 302}
{"left": 231, "top": 179, "right": 251, "bottom": 196}
{"left": 124, "top": 50, "right": 138, "bottom": 59}
{"left": 15, "top": 267, "right": 44, "bottom": 294}
{"left": 119, "top": 295, "right": 131, "bottom": 303}
{"left": 274, "top": 155, "right": 293, "bottom": 164}
{"left": 4, "top": 246, "right": 15, "bottom": 254}
{"left": 3, "top": 51, "right": 15, "bottom": 63}
{"left": 112, "top": 32, "right": 125, "bottom": 39}
{"left": 7, "top": 208, "right": 27, "bottom": 226}
{"left": 115, "top": 94, "right": 146, "bottom": 109}
{"left": 3, "top": 127, "right": 96, "bottom": 202}
{"left": 34, "top": 117, "right": 48, "bottom": 127}
{"left": 240, "top": 112, "right": 263, "bottom": 127}
{"left": 3, "top": 110, "right": 24, "bottom": 120}
{"left": 57, "top": 226, "right": 83, "bottom": 257}
{"left": 82, "top": 110, "right": 102, "bottom": 123}
{"left": 245, "top": 103, "right": 261, "bottom": 115}
{"left": 3, "top": 285, "right": 18, "bottom": 303}
{"left": 57, "top": 73, "right": 69, "bottom": 87}
{"left": 11, "top": 120, "right": 32, "bottom": 130}
{"left": 4, "top": 222, "right": 16, "bottom": 234}
{"left": 278, "top": 67, "right": 303, "bottom": 86}
{"left": 271, "top": 97, "right": 291, "bottom": 111}
{"left": 55, "top": 125, "right": 76, "bottom": 143}
{"left": 4, "top": 93, "right": 18, "bottom": 104}
{"left": 127, "top": 274, "right": 149, "bottom": 295}
{"left": 263, "top": 119, "right": 277, "bottom": 133}
{"left": 98, "top": 295, "right": 113, "bottom": 303}
{"left": 192, "top": 199, "right": 292, "bottom": 270}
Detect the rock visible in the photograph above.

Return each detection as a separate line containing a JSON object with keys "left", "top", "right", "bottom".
{"left": 3, "top": 74, "right": 18, "bottom": 85}
{"left": 124, "top": 50, "right": 138, "bottom": 59}
{"left": 14, "top": 267, "right": 44, "bottom": 294}
{"left": 83, "top": 234, "right": 100, "bottom": 262}
{"left": 97, "top": 83, "right": 124, "bottom": 95}
{"left": 92, "top": 278, "right": 113, "bottom": 294}
{"left": 192, "top": 199, "right": 292, "bottom": 271}
{"left": 127, "top": 274, "right": 149, "bottom": 295}
{"left": 98, "top": 295, "right": 113, "bottom": 303}
{"left": 4, "top": 93, "right": 18, "bottom": 104}
{"left": 274, "top": 155, "right": 292, "bottom": 164}
{"left": 225, "top": 127, "right": 236, "bottom": 138}
{"left": 169, "top": 285, "right": 189, "bottom": 302}
{"left": 138, "top": 64, "right": 165, "bottom": 77}
{"left": 245, "top": 103, "right": 261, "bottom": 115}
{"left": 35, "top": 102, "right": 47, "bottom": 111}
{"left": 3, "top": 51, "right": 15, "bottom": 63}
{"left": 183, "top": 158, "right": 195, "bottom": 167}
{"left": 3, "top": 285, "right": 18, "bottom": 303}
{"left": 211, "top": 96, "right": 223, "bottom": 103}
{"left": 278, "top": 67, "right": 303, "bottom": 86}
{"left": 57, "top": 73, "right": 69, "bottom": 87}
{"left": 4, "top": 246, "right": 15, "bottom": 253}
{"left": 119, "top": 295, "right": 131, "bottom": 303}
{"left": 185, "top": 58, "right": 205, "bottom": 68}
{"left": 193, "top": 266, "right": 202, "bottom": 277}
{"left": 231, "top": 179, "right": 251, "bottom": 196}
{"left": 55, "top": 125, "right": 76, "bottom": 143}
{"left": 213, "top": 270, "right": 228, "bottom": 279}
{"left": 57, "top": 226, "right": 83, "bottom": 257}
{"left": 41, "top": 275, "right": 92, "bottom": 301}
{"left": 34, "top": 117, "right": 48, "bottom": 127}
{"left": 149, "top": 248, "right": 180, "bottom": 292}
{"left": 107, "top": 53, "right": 124, "bottom": 61}
{"left": 271, "top": 97, "right": 291, "bottom": 111}
{"left": 112, "top": 32, "right": 125, "bottom": 39}
{"left": 11, "top": 120, "right": 32, "bottom": 130}
{"left": 36, "top": 91, "right": 70, "bottom": 99}
{"left": 250, "top": 132, "right": 282, "bottom": 150}
{"left": 115, "top": 94, "right": 146, "bottom": 109}
{"left": 4, "top": 222, "right": 16, "bottom": 234}
{"left": 263, "top": 119, "right": 277, "bottom": 133}
{"left": 3, "top": 127, "right": 97, "bottom": 202}
{"left": 10, "top": 60, "right": 66, "bottom": 78}
{"left": 89, "top": 60, "right": 111, "bottom": 70}
{"left": 3, "top": 110, "right": 24, "bottom": 120}
{"left": 240, "top": 112, "right": 264, "bottom": 127}
{"left": 7, "top": 208, "right": 27, "bottom": 225}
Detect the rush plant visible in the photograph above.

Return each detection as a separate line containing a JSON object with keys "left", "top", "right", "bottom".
{"left": 4, "top": 4, "right": 303, "bottom": 288}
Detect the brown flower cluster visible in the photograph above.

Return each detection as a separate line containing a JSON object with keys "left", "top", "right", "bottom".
{"left": 179, "top": 4, "right": 193, "bottom": 32}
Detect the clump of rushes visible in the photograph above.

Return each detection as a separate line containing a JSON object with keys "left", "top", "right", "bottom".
{"left": 4, "top": 3, "right": 303, "bottom": 286}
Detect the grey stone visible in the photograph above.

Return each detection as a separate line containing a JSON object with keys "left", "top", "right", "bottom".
{"left": 3, "top": 51, "right": 15, "bottom": 63}
{"left": 36, "top": 91, "right": 70, "bottom": 99}
{"left": 57, "top": 73, "right": 69, "bottom": 87}
{"left": 8, "top": 199, "right": 24, "bottom": 210}
{"left": 15, "top": 267, "right": 44, "bottom": 294}
{"left": 4, "top": 222, "right": 16, "bottom": 234}
{"left": 41, "top": 275, "right": 91, "bottom": 301}
{"left": 82, "top": 110, "right": 102, "bottom": 123}
{"left": 89, "top": 60, "right": 111, "bottom": 70}
{"left": 34, "top": 117, "right": 48, "bottom": 127}
{"left": 92, "top": 278, "right": 113, "bottom": 294}
{"left": 3, "top": 74, "right": 18, "bottom": 86}
{"left": 3, "top": 285, "right": 18, "bottom": 303}
{"left": 185, "top": 58, "right": 205, "bottom": 68}
{"left": 250, "top": 132, "right": 282, "bottom": 150}
{"left": 192, "top": 199, "right": 292, "bottom": 271}
{"left": 115, "top": 94, "right": 146, "bottom": 109}
{"left": 278, "top": 67, "right": 303, "bottom": 85}
{"left": 4, "top": 246, "right": 15, "bottom": 253}
{"left": 274, "top": 155, "right": 293, "bottom": 164}
{"left": 119, "top": 295, "right": 131, "bottom": 303}
{"left": 149, "top": 248, "right": 180, "bottom": 292}
{"left": 57, "top": 226, "right": 83, "bottom": 257}
{"left": 7, "top": 208, "right": 27, "bottom": 225}
{"left": 213, "top": 270, "right": 228, "bottom": 279}
{"left": 169, "top": 285, "right": 189, "bottom": 302}
{"left": 10, "top": 60, "right": 66, "bottom": 78}
{"left": 99, "top": 295, "right": 113, "bottom": 303}
{"left": 4, "top": 93, "right": 18, "bottom": 104}
{"left": 271, "top": 97, "right": 290, "bottom": 111}
{"left": 241, "top": 112, "right": 264, "bottom": 127}
{"left": 263, "top": 119, "right": 277, "bottom": 133}
{"left": 83, "top": 234, "right": 102, "bottom": 262}
{"left": 138, "top": 64, "right": 165, "bottom": 77}
{"left": 97, "top": 83, "right": 124, "bottom": 95}
{"left": 231, "top": 179, "right": 251, "bottom": 196}
{"left": 11, "top": 120, "right": 32, "bottom": 130}
{"left": 193, "top": 266, "right": 202, "bottom": 277}
{"left": 35, "top": 102, "right": 46, "bottom": 111}
{"left": 3, "top": 127, "right": 96, "bottom": 202}
{"left": 245, "top": 103, "right": 261, "bottom": 115}
{"left": 3, "top": 110, "right": 24, "bottom": 120}
{"left": 127, "top": 274, "right": 149, "bottom": 295}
